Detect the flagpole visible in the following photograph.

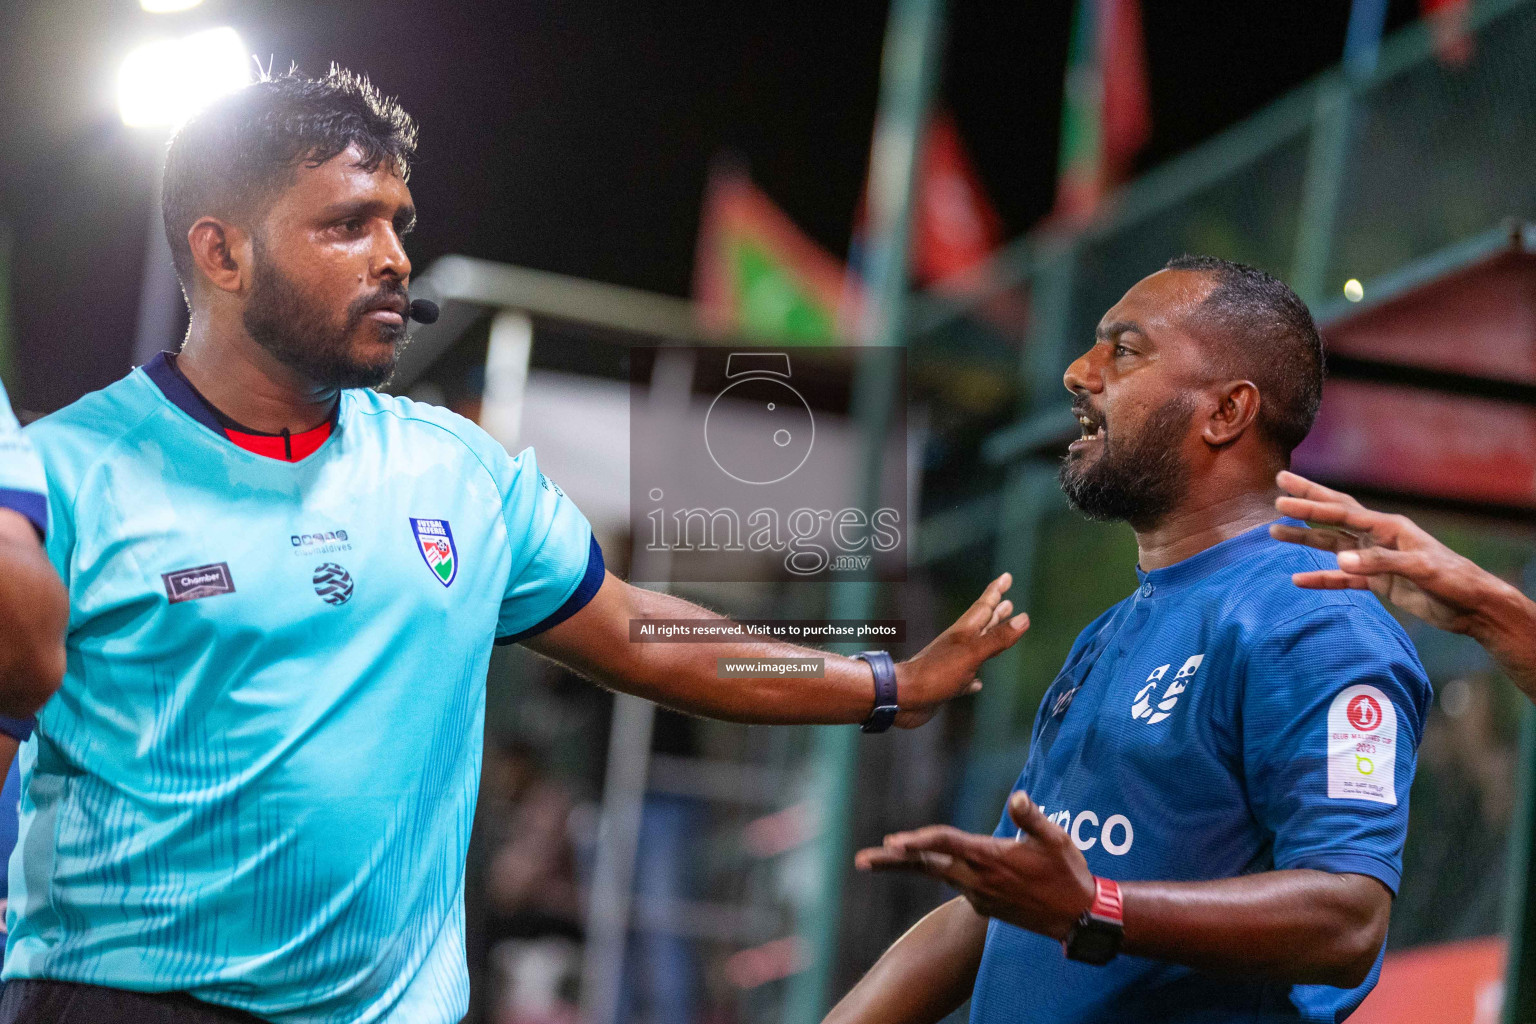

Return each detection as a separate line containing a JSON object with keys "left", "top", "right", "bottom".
{"left": 1292, "top": 0, "right": 1387, "bottom": 305}
{"left": 785, "top": 0, "right": 946, "bottom": 1020}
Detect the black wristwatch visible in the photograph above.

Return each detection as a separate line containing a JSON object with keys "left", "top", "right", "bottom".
{"left": 853, "top": 651, "right": 899, "bottom": 733}
{"left": 1063, "top": 877, "right": 1124, "bottom": 965}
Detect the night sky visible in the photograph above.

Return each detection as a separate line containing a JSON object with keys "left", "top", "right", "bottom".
{"left": 0, "top": 0, "right": 1420, "bottom": 414}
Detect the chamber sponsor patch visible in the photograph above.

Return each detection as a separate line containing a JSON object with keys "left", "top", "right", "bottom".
{"left": 162, "top": 562, "right": 235, "bottom": 604}
{"left": 1327, "top": 683, "right": 1398, "bottom": 805}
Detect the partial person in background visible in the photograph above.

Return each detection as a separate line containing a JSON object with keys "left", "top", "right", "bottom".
{"left": 0, "top": 381, "right": 65, "bottom": 721}
{"left": 1389, "top": 672, "right": 1515, "bottom": 947}
{"left": 1271, "top": 472, "right": 1536, "bottom": 699}
{"left": 0, "top": 380, "right": 68, "bottom": 975}
{"left": 480, "top": 739, "right": 583, "bottom": 1024}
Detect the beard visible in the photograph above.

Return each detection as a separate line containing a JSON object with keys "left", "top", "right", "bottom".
{"left": 242, "top": 237, "right": 407, "bottom": 390}
{"left": 1059, "top": 394, "right": 1195, "bottom": 530}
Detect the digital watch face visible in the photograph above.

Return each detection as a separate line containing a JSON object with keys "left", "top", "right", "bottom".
{"left": 704, "top": 374, "right": 815, "bottom": 485}
{"left": 1067, "top": 921, "right": 1121, "bottom": 965}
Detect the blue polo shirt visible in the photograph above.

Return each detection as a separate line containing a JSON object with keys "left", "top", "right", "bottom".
{"left": 969, "top": 520, "right": 1431, "bottom": 1024}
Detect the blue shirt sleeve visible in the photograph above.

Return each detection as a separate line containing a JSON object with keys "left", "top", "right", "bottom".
{"left": 0, "top": 381, "right": 47, "bottom": 539}
{"left": 491, "top": 446, "right": 603, "bottom": 644}
{"left": 1240, "top": 604, "right": 1431, "bottom": 893}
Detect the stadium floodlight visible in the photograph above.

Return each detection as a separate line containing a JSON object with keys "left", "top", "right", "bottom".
{"left": 117, "top": 27, "right": 250, "bottom": 128}
{"left": 139, "top": 0, "right": 204, "bottom": 12}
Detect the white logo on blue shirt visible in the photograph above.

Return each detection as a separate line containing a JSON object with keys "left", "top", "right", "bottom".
{"left": 1031, "top": 806, "right": 1136, "bottom": 855}
{"left": 1131, "top": 653, "right": 1204, "bottom": 724}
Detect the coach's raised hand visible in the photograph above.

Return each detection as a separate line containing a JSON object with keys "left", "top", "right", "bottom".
{"left": 1271, "top": 470, "right": 1536, "bottom": 698}
{"left": 857, "top": 791, "right": 1094, "bottom": 938}
{"left": 890, "top": 572, "right": 1029, "bottom": 728}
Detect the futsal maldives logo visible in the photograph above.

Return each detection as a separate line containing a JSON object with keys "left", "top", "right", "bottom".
{"left": 411, "top": 518, "right": 458, "bottom": 587}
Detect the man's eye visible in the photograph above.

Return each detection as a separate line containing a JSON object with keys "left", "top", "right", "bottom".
{"left": 339, "top": 219, "right": 364, "bottom": 233}
{"left": 1113, "top": 344, "right": 1133, "bottom": 357}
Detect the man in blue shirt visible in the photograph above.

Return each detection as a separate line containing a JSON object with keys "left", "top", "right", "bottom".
{"left": 3, "top": 68, "right": 1026, "bottom": 1024}
{"left": 825, "top": 257, "right": 1432, "bottom": 1023}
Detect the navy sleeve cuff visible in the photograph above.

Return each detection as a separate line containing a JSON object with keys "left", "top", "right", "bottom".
{"left": 0, "top": 716, "right": 35, "bottom": 742}
{"left": 1279, "top": 850, "right": 1402, "bottom": 895}
{"left": 495, "top": 535, "right": 606, "bottom": 646}
{"left": 0, "top": 488, "right": 46, "bottom": 541}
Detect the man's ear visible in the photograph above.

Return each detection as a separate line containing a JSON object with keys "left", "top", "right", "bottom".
{"left": 1202, "top": 380, "right": 1261, "bottom": 447}
{"left": 185, "top": 217, "right": 251, "bottom": 295}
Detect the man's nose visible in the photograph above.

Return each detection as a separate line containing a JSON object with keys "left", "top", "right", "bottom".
{"left": 1063, "top": 346, "right": 1103, "bottom": 395}
{"left": 372, "top": 225, "right": 411, "bottom": 283}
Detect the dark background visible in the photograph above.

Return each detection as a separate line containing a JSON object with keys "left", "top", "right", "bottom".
{"left": 0, "top": 0, "right": 1419, "bottom": 414}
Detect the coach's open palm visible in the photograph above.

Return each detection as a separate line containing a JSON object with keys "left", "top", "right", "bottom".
{"left": 892, "top": 573, "right": 1029, "bottom": 729}
{"left": 856, "top": 791, "right": 1094, "bottom": 938}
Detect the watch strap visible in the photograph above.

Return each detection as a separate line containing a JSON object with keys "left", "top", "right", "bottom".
{"left": 853, "top": 651, "right": 898, "bottom": 733}
{"left": 1089, "top": 876, "right": 1124, "bottom": 925}
{"left": 1062, "top": 876, "right": 1124, "bottom": 965}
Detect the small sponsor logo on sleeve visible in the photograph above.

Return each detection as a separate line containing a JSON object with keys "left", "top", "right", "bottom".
{"left": 1328, "top": 684, "right": 1398, "bottom": 805}
{"left": 162, "top": 563, "right": 236, "bottom": 604}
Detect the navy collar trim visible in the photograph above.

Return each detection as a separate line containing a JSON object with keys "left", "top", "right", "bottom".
{"left": 141, "top": 352, "right": 341, "bottom": 438}
{"left": 142, "top": 352, "right": 226, "bottom": 435}
{"left": 1134, "top": 518, "right": 1304, "bottom": 589}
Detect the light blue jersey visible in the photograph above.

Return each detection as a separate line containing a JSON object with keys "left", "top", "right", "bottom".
{"left": 0, "top": 379, "right": 47, "bottom": 538}
{"left": 12, "top": 355, "right": 603, "bottom": 1023}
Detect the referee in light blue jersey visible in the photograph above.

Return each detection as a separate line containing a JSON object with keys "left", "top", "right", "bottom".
{"left": 0, "top": 379, "right": 68, "bottom": 980}
{"left": 6, "top": 67, "right": 1029, "bottom": 1024}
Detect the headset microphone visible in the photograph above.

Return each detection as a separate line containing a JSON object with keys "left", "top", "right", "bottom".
{"left": 407, "top": 299, "right": 440, "bottom": 325}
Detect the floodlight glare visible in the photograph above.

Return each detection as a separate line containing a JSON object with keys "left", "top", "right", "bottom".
{"left": 139, "top": 0, "right": 204, "bottom": 12}
{"left": 1343, "top": 278, "right": 1364, "bottom": 302}
{"left": 117, "top": 27, "right": 251, "bottom": 128}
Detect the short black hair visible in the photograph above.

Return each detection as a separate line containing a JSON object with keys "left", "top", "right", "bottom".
{"left": 161, "top": 64, "right": 418, "bottom": 294}
{"left": 1163, "top": 254, "right": 1324, "bottom": 460}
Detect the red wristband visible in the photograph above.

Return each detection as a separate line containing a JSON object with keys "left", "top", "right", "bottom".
{"left": 1090, "top": 876, "right": 1123, "bottom": 925}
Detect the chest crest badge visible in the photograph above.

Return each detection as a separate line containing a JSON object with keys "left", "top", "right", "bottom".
{"left": 1131, "top": 654, "right": 1204, "bottom": 724}
{"left": 411, "top": 518, "right": 458, "bottom": 587}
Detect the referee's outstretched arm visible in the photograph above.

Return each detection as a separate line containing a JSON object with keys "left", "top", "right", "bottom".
{"left": 0, "top": 507, "right": 65, "bottom": 717}
{"left": 1272, "top": 470, "right": 1536, "bottom": 699}
{"left": 524, "top": 570, "right": 1028, "bottom": 729}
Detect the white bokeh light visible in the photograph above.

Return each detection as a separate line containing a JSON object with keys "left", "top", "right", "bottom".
{"left": 117, "top": 27, "right": 251, "bottom": 128}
